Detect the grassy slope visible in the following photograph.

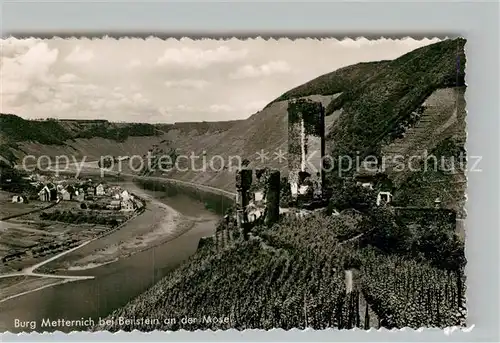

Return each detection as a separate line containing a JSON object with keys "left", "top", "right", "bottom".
{"left": 268, "top": 61, "right": 389, "bottom": 104}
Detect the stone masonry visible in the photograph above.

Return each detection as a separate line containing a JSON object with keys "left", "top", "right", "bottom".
{"left": 287, "top": 99, "right": 325, "bottom": 199}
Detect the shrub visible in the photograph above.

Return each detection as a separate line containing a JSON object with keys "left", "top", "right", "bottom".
{"left": 328, "top": 181, "right": 376, "bottom": 213}
{"left": 360, "top": 207, "right": 412, "bottom": 254}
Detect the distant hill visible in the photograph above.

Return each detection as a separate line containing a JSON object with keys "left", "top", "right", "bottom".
{"left": 0, "top": 114, "right": 242, "bottom": 163}
{"left": 0, "top": 114, "right": 241, "bottom": 146}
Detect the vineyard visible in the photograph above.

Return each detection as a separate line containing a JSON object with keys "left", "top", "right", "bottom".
{"left": 96, "top": 239, "right": 365, "bottom": 331}
{"left": 89, "top": 38, "right": 467, "bottom": 332}
{"left": 359, "top": 251, "right": 466, "bottom": 328}
{"left": 39, "top": 210, "right": 122, "bottom": 226}
{"left": 96, "top": 206, "right": 466, "bottom": 332}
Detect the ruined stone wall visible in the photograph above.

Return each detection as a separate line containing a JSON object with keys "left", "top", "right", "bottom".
{"left": 235, "top": 168, "right": 281, "bottom": 229}
{"left": 287, "top": 99, "right": 325, "bottom": 199}
{"left": 235, "top": 169, "right": 252, "bottom": 228}
{"left": 265, "top": 170, "right": 280, "bottom": 226}
{"left": 251, "top": 168, "right": 272, "bottom": 206}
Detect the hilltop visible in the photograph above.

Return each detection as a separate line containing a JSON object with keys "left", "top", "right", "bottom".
{"left": 268, "top": 60, "right": 389, "bottom": 104}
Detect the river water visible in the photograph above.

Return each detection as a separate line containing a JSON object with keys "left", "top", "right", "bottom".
{"left": 0, "top": 182, "right": 220, "bottom": 333}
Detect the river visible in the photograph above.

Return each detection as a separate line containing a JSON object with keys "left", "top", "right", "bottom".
{"left": 0, "top": 181, "right": 221, "bottom": 333}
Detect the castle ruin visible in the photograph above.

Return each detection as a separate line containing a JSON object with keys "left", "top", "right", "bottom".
{"left": 287, "top": 99, "right": 326, "bottom": 200}
{"left": 235, "top": 168, "right": 280, "bottom": 229}
{"left": 235, "top": 168, "right": 253, "bottom": 228}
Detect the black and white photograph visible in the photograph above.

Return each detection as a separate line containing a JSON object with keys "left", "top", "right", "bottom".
{"left": 0, "top": 37, "right": 467, "bottom": 333}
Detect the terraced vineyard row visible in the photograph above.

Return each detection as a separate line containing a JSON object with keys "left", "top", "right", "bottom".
{"left": 98, "top": 238, "right": 370, "bottom": 331}
{"left": 359, "top": 252, "right": 466, "bottom": 328}
{"left": 96, "top": 201, "right": 466, "bottom": 331}
{"left": 381, "top": 87, "right": 465, "bottom": 184}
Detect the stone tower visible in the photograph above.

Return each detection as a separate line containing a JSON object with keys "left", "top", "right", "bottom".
{"left": 287, "top": 99, "right": 325, "bottom": 199}
{"left": 235, "top": 168, "right": 253, "bottom": 228}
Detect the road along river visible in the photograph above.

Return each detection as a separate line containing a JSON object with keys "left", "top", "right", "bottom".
{"left": 0, "top": 180, "right": 222, "bottom": 333}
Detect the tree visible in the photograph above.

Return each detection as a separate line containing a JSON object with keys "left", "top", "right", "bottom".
{"left": 279, "top": 176, "right": 292, "bottom": 207}
{"left": 328, "top": 180, "right": 375, "bottom": 213}
{"left": 416, "top": 226, "right": 465, "bottom": 271}
{"left": 361, "top": 207, "right": 412, "bottom": 254}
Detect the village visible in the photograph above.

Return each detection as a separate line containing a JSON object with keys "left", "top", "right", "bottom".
{"left": 0, "top": 172, "right": 145, "bottom": 273}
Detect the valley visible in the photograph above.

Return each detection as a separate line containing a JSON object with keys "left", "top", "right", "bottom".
{"left": 0, "top": 37, "right": 467, "bottom": 332}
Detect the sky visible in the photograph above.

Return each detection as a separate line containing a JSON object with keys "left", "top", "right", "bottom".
{"left": 0, "top": 37, "right": 441, "bottom": 123}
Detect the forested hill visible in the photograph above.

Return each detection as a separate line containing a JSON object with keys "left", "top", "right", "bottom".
{"left": 0, "top": 114, "right": 241, "bottom": 163}
{"left": 326, "top": 38, "right": 466, "bottom": 158}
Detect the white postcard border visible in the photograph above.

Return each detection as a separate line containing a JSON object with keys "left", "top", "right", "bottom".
{"left": 1, "top": 1, "right": 498, "bottom": 341}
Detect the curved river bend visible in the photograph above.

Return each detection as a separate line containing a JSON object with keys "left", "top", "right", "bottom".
{"left": 0, "top": 183, "right": 220, "bottom": 333}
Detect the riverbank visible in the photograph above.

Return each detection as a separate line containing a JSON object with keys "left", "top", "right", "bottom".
{"left": 61, "top": 202, "right": 194, "bottom": 271}
{"left": 35, "top": 182, "right": 199, "bottom": 273}
{"left": 0, "top": 179, "right": 217, "bottom": 302}
{"left": 0, "top": 276, "right": 63, "bottom": 304}
{"left": 0, "top": 181, "right": 221, "bottom": 333}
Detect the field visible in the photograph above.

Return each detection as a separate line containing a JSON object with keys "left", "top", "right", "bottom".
{"left": 0, "top": 191, "right": 48, "bottom": 219}
{"left": 0, "top": 184, "right": 138, "bottom": 274}
{"left": 0, "top": 276, "right": 63, "bottom": 303}
{"left": 0, "top": 225, "right": 82, "bottom": 273}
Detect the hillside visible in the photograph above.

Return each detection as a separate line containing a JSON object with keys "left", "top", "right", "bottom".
{"left": 96, "top": 208, "right": 466, "bottom": 331}
{"left": 1, "top": 38, "right": 468, "bottom": 331}
{"left": 147, "top": 38, "right": 467, "bottom": 210}
{"left": 0, "top": 114, "right": 241, "bottom": 163}
{"left": 268, "top": 60, "right": 389, "bottom": 104}
{"left": 326, "top": 38, "right": 466, "bottom": 158}
{"left": 93, "top": 39, "right": 467, "bottom": 330}
{"left": 142, "top": 94, "right": 340, "bottom": 191}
